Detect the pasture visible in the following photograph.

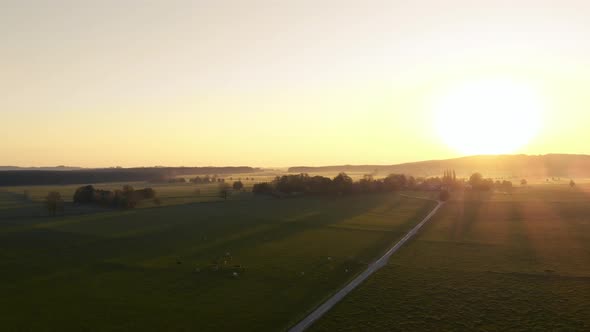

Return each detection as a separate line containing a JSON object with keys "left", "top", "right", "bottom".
{"left": 0, "top": 185, "right": 435, "bottom": 331}
{"left": 311, "top": 184, "right": 590, "bottom": 331}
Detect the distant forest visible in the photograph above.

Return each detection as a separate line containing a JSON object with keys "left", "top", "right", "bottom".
{"left": 0, "top": 167, "right": 260, "bottom": 186}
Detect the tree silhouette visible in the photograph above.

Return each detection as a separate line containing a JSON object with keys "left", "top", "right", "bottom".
{"left": 383, "top": 174, "right": 407, "bottom": 191}
{"left": 219, "top": 183, "right": 231, "bottom": 200}
{"left": 122, "top": 185, "right": 134, "bottom": 194}
{"left": 469, "top": 173, "right": 483, "bottom": 186}
{"left": 252, "top": 182, "right": 273, "bottom": 194}
{"left": 232, "top": 181, "right": 244, "bottom": 191}
{"left": 74, "top": 185, "right": 95, "bottom": 204}
{"left": 45, "top": 191, "right": 64, "bottom": 216}
{"left": 333, "top": 172, "right": 353, "bottom": 194}
{"left": 72, "top": 184, "right": 154, "bottom": 209}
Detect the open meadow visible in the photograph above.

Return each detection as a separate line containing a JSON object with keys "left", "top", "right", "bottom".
{"left": 311, "top": 183, "right": 590, "bottom": 331}
{"left": 0, "top": 183, "right": 435, "bottom": 331}
{"left": 6, "top": 1, "right": 590, "bottom": 330}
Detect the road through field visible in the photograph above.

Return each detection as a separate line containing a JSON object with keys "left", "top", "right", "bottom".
{"left": 288, "top": 195, "right": 444, "bottom": 332}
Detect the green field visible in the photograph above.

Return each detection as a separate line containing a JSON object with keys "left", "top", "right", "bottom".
{"left": 311, "top": 184, "right": 590, "bottom": 331}
{"left": 3, "top": 180, "right": 241, "bottom": 203}
{"left": 0, "top": 185, "right": 435, "bottom": 331}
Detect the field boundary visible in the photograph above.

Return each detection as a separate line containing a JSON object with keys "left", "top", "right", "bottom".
{"left": 288, "top": 195, "right": 443, "bottom": 332}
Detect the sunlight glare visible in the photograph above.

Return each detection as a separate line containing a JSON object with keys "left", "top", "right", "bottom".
{"left": 433, "top": 79, "right": 544, "bottom": 155}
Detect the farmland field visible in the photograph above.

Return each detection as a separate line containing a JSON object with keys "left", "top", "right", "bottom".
{"left": 0, "top": 185, "right": 435, "bottom": 331}
{"left": 311, "top": 184, "right": 590, "bottom": 331}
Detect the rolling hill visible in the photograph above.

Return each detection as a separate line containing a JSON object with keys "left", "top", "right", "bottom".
{"left": 288, "top": 154, "right": 590, "bottom": 178}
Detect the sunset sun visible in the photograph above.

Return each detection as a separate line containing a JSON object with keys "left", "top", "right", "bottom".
{"left": 433, "top": 79, "right": 544, "bottom": 155}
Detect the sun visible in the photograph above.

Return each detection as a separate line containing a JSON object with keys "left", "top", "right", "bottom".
{"left": 433, "top": 78, "right": 544, "bottom": 155}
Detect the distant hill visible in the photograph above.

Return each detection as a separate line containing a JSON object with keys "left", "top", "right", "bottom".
{"left": 289, "top": 154, "right": 590, "bottom": 178}
{"left": 0, "top": 166, "right": 83, "bottom": 171}
{"left": 0, "top": 166, "right": 261, "bottom": 186}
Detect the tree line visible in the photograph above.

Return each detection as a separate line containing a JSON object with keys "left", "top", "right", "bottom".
{"left": 0, "top": 167, "right": 259, "bottom": 186}
{"left": 251, "top": 171, "right": 520, "bottom": 197}
{"left": 467, "top": 173, "right": 514, "bottom": 192}
{"left": 252, "top": 173, "right": 416, "bottom": 196}
{"left": 190, "top": 175, "right": 226, "bottom": 184}
{"left": 73, "top": 185, "right": 157, "bottom": 209}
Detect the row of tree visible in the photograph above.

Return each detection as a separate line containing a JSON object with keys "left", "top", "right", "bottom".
{"left": 190, "top": 175, "right": 225, "bottom": 184}
{"left": 468, "top": 173, "right": 514, "bottom": 192}
{"left": 251, "top": 171, "right": 522, "bottom": 197}
{"left": 73, "top": 185, "right": 157, "bottom": 209}
{"left": 442, "top": 169, "right": 457, "bottom": 185}
{"left": 252, "top": 173, "right": 415, "bottom": 196}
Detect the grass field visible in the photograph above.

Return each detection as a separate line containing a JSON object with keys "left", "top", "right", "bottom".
{"left": 311, "top": 184, "right": 590, "bottom": 331}
{"left": 0, "top": 180, "right": 252, "bottom": 213}
{"left": 0, "top": 185, "right": 435, "bottom": 331}
{"left": 0, "top": 170, "right": 376, "bottom": 211}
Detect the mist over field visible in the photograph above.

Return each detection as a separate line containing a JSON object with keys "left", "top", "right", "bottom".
{"left": 3, "top": 1, "right": 590, "bottom": 331}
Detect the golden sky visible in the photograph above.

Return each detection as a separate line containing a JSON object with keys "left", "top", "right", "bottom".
{"left": 2, "top": 1, "right": 590, "bottom": 167}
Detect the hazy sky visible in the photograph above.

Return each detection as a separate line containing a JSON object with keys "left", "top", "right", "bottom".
{"left": 2, "top": 0, "right": 590, "bottom": 167}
